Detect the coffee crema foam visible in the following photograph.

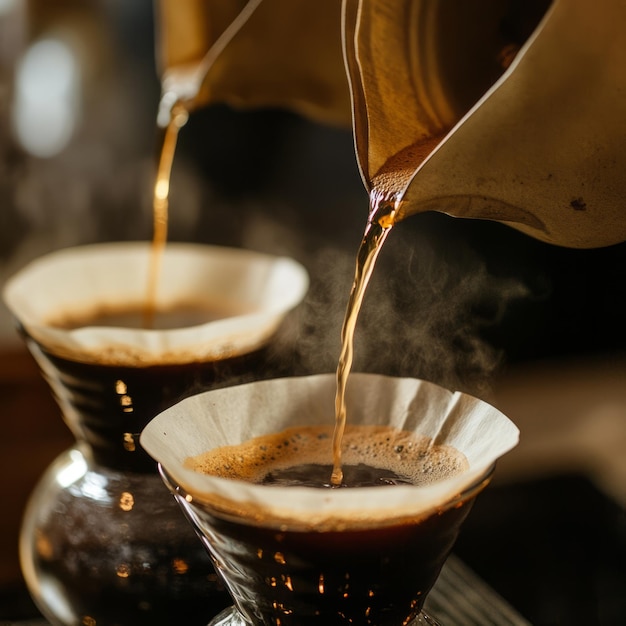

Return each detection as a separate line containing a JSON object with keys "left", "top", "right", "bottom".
{"left": 185, "top": 424, "right": 468, "bottom": 487}
{"left": 29, "top": 336, "right": 245, "bottom": 369}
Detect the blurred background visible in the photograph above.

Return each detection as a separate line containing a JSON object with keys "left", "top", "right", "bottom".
{"left": 0, "top": 1, "right": 625, "bottom": 624}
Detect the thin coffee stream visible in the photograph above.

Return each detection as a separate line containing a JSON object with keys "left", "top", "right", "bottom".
{"left": 332, "top": 141, "right": 431, "bottom": 485}
{"left": 146, "top": 0, "right": 263, "bottom": 328}
{"left": 144, "top": 101, "right": 189, "bottom": 328}
{"left": 331, "top": 189, "right": 403, "bottom": 486}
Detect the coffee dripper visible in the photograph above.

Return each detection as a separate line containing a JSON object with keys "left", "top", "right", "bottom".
{"left": 141, "top": 373, "right": 519, "bottom": 626}
{"left": 3, "top": 242, "right": 308, "bottom": 626}
{"left": 157, "top": 0, "right": 626, "bottom": 249}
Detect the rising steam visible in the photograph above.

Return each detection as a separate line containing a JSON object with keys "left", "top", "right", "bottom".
{"left": 243, "top": 212, "right": 532, "bottom": 400}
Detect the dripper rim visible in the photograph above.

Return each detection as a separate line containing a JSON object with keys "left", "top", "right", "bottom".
{"left": 3, "top": 241, "right": 309, "bottom": 365}
{"left": 141, "top": 372, "right": 519, "bottom": 529}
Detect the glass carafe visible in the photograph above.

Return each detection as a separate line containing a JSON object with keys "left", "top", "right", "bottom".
{"left": 4, "top": 241, "right": 309, "bottom": 625}
{"left": 18, "top": 337, "right": 253, "bottom": 625}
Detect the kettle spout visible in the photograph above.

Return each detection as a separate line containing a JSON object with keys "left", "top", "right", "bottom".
{"left": 406, "top": 0, "right": 626, "bottom": 248}
{"left": 346, "top": 0, "right": 626, "bottom": 248}
{"left": 403, "top": 0, "right": 626, "bottom": 248}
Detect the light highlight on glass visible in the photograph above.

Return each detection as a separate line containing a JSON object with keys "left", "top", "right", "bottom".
{"left": 12, "top": 36, "right": 80, "bottom": 157}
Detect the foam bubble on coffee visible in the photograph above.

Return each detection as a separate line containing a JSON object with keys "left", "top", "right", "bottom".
{"left": 185, "top": 424, "right": 468, "bottom": 487}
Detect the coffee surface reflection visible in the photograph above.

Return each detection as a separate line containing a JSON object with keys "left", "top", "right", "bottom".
{"left": 261, "top": 462, "right": 413, "bottom": 488}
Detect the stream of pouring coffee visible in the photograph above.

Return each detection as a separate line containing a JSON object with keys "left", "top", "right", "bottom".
{"left": 143, "top": 103, "right": 188, "bottom": 328}
{"left": 330, "top": 141, "right": 436, "bottom": 486}
{"left": 144, "top": 0, "right": 264, "bottom": 327}
{"left": 331, "top": 190, "right": 400, "bottom": 486}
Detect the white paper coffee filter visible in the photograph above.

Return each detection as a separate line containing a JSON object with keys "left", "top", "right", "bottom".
{"left": 3, "top": 242, "right": 309, "bottom": 365}
{"left": 141, "top": 373, "right": 519, "bottom": 528}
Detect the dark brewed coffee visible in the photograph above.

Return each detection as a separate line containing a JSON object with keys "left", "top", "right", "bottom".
{"left": 191, "top": 492, "right": 476, "bottom": 626}
{"left": 49, "top": 301, "right": 250, "bottom": 331}
{"left": 261, "top": 462, "right": 414, "bottom": 488}
{"left": 26, "top": 333, "right": 270, "bottom": 472}
{"left": 31, "top": 467, "right": 230, "bottom": 626}
{"left": 179, "top": 424, "right": 477, "bottom": 625}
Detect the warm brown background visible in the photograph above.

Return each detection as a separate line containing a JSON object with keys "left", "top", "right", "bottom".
{"left": 1, "top": 1, "right": 626, "bottom": 623}
{"left": 0, "top": 347, "right": 73, "bottom": 590}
